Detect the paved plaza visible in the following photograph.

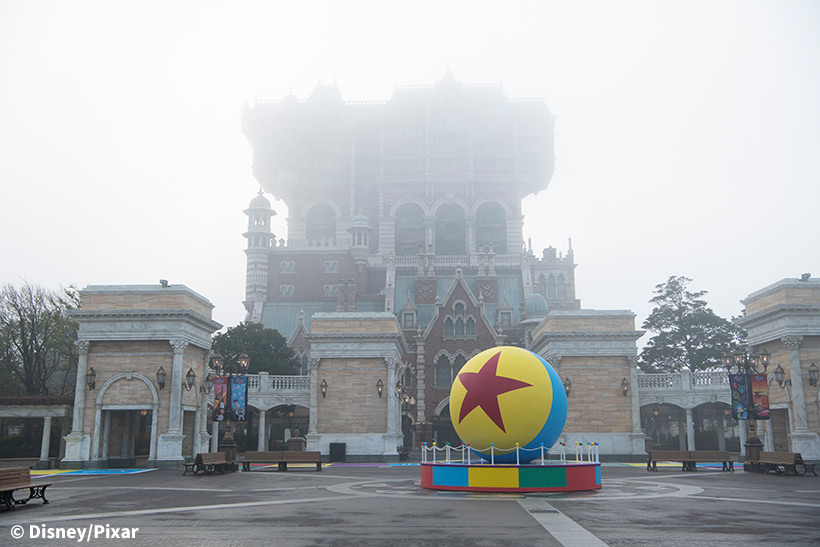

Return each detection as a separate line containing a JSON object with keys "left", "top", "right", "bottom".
{"left": 1, "top": 463, "right": 819, "bottom": 546}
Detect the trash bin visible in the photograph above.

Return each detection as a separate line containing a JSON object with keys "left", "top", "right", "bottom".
{"left": 329, "top": 442, "right": 346, "bottom": 462}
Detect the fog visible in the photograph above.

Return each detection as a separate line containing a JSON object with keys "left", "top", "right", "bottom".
{"left": 1, "top": 0, "right": 818, "bottom": 340}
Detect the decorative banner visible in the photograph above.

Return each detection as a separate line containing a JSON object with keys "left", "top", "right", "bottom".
{"left": 213, "top": 377, "right": 228, "bottom": 422}
{"left": 750, "top": 374, "right": 770, "bottom": 420}
{"left": 729, "top": 374, "right": 749, "bottom": 420}
{"left": 231, "top": 376, "right": 248, "bottom": 422}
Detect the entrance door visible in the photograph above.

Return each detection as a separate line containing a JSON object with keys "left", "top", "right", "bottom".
{"left": 770, "top": 409, "right": 790, "bottom": 452}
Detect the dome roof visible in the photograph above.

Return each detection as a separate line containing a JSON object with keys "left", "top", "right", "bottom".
{"left": 249, "top": 191, "right": 271, "bottom": 209}
{"left": 524, "top": 293, "right": 548, "bottom": 318}
{"left": 351, "top": 213, "right": 369, "bottom": 225}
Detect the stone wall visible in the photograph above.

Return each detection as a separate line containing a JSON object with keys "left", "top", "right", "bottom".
{"left": 317, "top": 358, "right": 387, "bottom": 434}
{"left": 560, "top": 356, "right": 633, "bottom": 433}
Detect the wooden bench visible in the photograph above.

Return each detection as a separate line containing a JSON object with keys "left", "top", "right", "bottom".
{"left": 753, "top": 451, "right": 817, "bottom": 476}
{"left": 0, "top": 467, "right": 52, "bottom": 510}
{"left": 647, "top": 450, "right": 693, "bottom": 471}
{"left": 183, "top": 452, "right": 234, "bottom": 475}
{"left": 241, "top": 451, "right": 322, "bottom": 472}
{"left": 688, "top": 450, "right": 734, "bottom": 471}
{"left": 241, "top": 451, "right": 284, "bottom": 471}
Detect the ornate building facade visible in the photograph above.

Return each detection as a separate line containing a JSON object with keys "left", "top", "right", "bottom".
{"left": 241, "top": 73, "right": 645, "bottom": 458}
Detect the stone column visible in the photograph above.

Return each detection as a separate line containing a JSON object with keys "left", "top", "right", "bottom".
{"left": 156, "top": 339, "right": 188, "bottom": 467}
{"left": 386, "top": 358, "right": 400, "bottom": 436}
{"left": 257, "top": 409, "right": 267, "bottom": 451}
{"left": 36, "top": 416, "right": 52, "bottom": 469}
{"left": 210, "top": 421, "right": 219, "bottom": 453}
{"left": 168, "top": 340, "right": 188, "bottom": 433}
{"left": 70, "top": 341, "right": 90, "bottom": 433}
{"left": 628, "top": 357, "right": 646, "bottom": 454}
{"left": 307, "top": 358, "right": 320, "bottom": 451}
{"left": 685, "top": 408, "right": 695, "bottom": 450}
{"left": 782, "top": 336, "right": 808, "bottom": 431}
{"left": 738, "top": 419, "right": 747, "bottom": 452}
{"left": 717, "top": 412, "right": 726, "bottom": 451}
{"left": 62, "top": 341, "right": 91, "bottom": 466}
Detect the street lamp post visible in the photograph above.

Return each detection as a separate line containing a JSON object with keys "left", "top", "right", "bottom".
{"left": 396, "top": 380, "right": 416, "bottom": 455}
{"left": 212, "top": 350, "right": 250, "bottom": 463}
{"left": 725, "top": 348, "right": 769, "bottom": 469}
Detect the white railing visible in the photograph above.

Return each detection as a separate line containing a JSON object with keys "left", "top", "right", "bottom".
{"left": 421, "top": 442, "right": 599, "bottom": 465}
{"left": 637, "top": 373, "right": 682, "bottom": 389}
{"left": 691, "top": 371, "right": 730, "bottom": 387}
{"left": 637, "top": 371, "right": 729, "bottom": 390}
{"left": 246, "top": 374, "right": 310, "bottom": 392}
{"left": 268, "top": 375, "right": 310, "bottom": 390}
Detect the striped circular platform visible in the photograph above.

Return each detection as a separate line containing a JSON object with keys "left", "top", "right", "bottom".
{"left": 421, "top": 461, "right": 601, "bottom": 493}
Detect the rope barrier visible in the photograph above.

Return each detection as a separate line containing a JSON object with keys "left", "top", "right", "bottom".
{"left": 420, "top": 441, "right": 600, "bottom": 465}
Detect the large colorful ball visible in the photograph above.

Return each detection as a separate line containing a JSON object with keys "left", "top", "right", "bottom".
{"left": 449, "top": 346, "right": 567, "bottom": 463}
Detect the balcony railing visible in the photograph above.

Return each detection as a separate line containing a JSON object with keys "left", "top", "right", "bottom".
{"left": 637, "top": 370, "right": 729, "bottom": 390}
{"left": 246, "top": 374, "right": 310, "bottom": 392}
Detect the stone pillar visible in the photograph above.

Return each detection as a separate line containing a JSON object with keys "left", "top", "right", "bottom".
{"left": 685, "top": 408, "right": 696, "bottom": 451}
{"left": 782, "top": 336, "right": 808, "bottom": 431}
{"left": 36, "top": 416, "right": 52, "bottom": 469}
{"left": 628, "top": 357, "right": 646, "bottom": 454}
{"left": 781, "top": 336, "right": 820, "bottom": 457}
{"left": 210, "top": 421, "right": 219, "bottom": 453}
{"left": 157, "top": 340, "right": 188, "bottom": 467}
{"left": 308, "top": 358, "right": 320, "bottom": 436}
{"left": 62, "top": 341, "right": 91, "bottom": 466}
{"left": 257, "top": 409, "right": 267, "bottom": 451}
{"left": 386, "top": 358, "right": 400, "bottom": 436}
{"left": 739, "top": 419, "right": 747, "bottom": 452}
{"left": 101, "top": 411, "right": 111, "bottom": 460}
{"left": 168, "top": 340, "right": 188, "bottom": 433}
{"left": 306, "top": 358, "right": 320, "bottom": 452}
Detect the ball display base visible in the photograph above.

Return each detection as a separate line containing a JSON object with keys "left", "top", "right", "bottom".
{"left": 420, "top": 461, "right": 601, "bottom": 493}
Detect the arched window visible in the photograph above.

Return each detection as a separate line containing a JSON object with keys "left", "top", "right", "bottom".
{"left": 557, "top": 274, "right": 566, "bottom": 299}
{"left": 444, "top": 318, "right": 454, "bottom": 336}
{"left": 395, "top": 203, "right": 425, "bottom": 256}
{"left": 306, "top": 204, "right": 336, "bottom": 242}
{"left": 454, "top": 302, "right": 465, "bottom": 316}
{"left": 296, "top": 347, "right": 309, "bottom": 376}
{"left": 547, "top": 274, "right": 557, "bottom": 299}
{"left": 475, "top": 202, "right": 507, "bottom": 253}
{"left": 453, "top": 354, "right": 467, "bottom": 372}
{"left": 466, "top": 317, "right": 476, "bottom": 335}
{"left": 455, "top": 317, "right": 465, "bottom": 336}
{"left": 436, "top": 355, "right": 452, "bottom": 387}
{"left": 435, "top": 203, "right": 466, "bottom": 255}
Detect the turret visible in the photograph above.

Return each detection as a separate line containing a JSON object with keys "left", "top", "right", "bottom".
{"left": 243, "top": 190, "right": 275, "bottom": 322}
{"left": 347, "top": 212, "right": 374, "bottom": 272}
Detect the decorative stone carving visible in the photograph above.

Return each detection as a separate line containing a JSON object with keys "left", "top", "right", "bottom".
{"left": 75, "top": 340, "right": 91, "bottom": 354}
{"left": 170, "top": 340, "right": 189, "bottom": 354}
{"left": 781, "top": 336, "right": 803, "bottom": 350}
{"left": 308, "top": 358, "right": 321, "bottom": 371}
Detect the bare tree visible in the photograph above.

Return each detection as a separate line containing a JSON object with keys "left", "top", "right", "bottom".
{"left": 0, "top": 282, "right": 79, "bottom": 396}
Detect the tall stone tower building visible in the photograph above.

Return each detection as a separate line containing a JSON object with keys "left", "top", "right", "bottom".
{"left": 241, "top": 73, "right": 644, "bottom": 455}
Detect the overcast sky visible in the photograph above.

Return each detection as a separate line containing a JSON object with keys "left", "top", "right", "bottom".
{"left": 1, "top": 0, "right": 818, "bottom": 344}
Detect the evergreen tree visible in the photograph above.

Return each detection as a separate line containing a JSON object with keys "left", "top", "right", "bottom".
{"left": 639, "top": 276, "right": 743, "bottom": 372}
{"left": 212, "top": 322, "right": 299, "bottom": 375}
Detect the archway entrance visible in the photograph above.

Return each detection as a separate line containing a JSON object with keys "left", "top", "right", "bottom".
{"left": 102, "top": 409, "right": 154, "bottom": 467}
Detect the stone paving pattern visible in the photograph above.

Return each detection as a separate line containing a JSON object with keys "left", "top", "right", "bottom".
{"left": 1, "top": 464, "right": 819, "bottom": 546}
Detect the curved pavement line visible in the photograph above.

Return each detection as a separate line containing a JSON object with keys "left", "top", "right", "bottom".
{"left": 0, "top": 493, "right": 363, "bottom": 527}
